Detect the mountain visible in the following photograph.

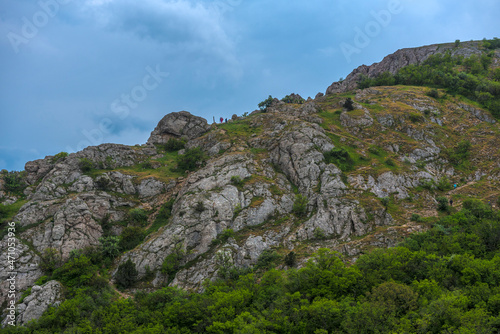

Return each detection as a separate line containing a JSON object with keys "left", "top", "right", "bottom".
{"left": 1, "top": 39, "right": 500, "bottom": 330}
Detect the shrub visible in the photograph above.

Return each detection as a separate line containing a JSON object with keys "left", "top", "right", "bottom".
{"left": 410, "top": 213, "right": 422, "bottom": 222}
{"left": 426, "top": 89, "right": 440, "bottom": 99}
{"left": 78, "top": 158, "right": 94, "bottom": 173}
{"left": 436, "top": 196, "right": 449, "bottom": 212}
{"left": 292, "top": 194, "right": 308, "bottom": 217}
{"left": 2, "top": 171, "right": 24, "bottom": 194}
{"left": 39, "top": 248, "right": 62, "bottom": 275}
{"left": 281, "top": 94, "right": 305, "bottom": 104}
{"left": 176, "top": 147, "right": 206, "bottom": 172}
{"left": 258, "top": 95, "right": 275, "bottom": 112}
{"left": 420, "top": 179, "right": 435, "bottom": 190}
{"left": 53, "top": 255, "right": 98, "bottom": 288}
{"left": 161, "top": 243, "right": 185, "bottom": 278}
{"left": 129, "top": 208, "right": 148, "bottom": 226}
{"left": 324, "top": 147, "right": 355, "bottom": 172}
{"left": 343, "top": 97, "right": 355, "bottom": 111}
{"left": 385, "top": 158, "right": 396, "bottom": 167}
{"left": 284, "top": 251, "right": 297, "bottom": 267}
{"left": 368, "top": 145, "right": 382, "bottom": 156}
{"left": 211, "top": 229, "right": 235, "bottom": 247}
{"left": 52, "top": 152, "right": 68, "bottom": 163}
{"left": 409, "top": 113, "right": 424, "bottom": 123}
{"left": 255, "top": 249, "right": 281, "bottom": 270}
{"left": 380, "top": 197, "right": 390, "bottom": 207}
{"left": 455, "top": 39, "right": 460, "bottom": 47}
{"left": 313, "top": 227, "right": 327, "bottom": 240}
{"left": 164, "top": 138, "right": 186, "bottom": 152}
{"left": 115, "top": 259, "right": 138, "bottom": 290}
{"left": 99, "top": 236, "right": 121, "bottom": 259}
{"left": 436, "top": 176, "right": 451, "bottom": 191}
{"left": 230, "top": 175, "right": 244, "bottom": 188}
{"left": 119, "top": 226, "right": 145, "bottom": 251}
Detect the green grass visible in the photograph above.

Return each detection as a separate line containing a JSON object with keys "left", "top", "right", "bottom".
{"left": 219, "top": 120, "right": 261, "bottom": 139}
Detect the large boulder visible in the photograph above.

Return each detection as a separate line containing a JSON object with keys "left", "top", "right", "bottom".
{"left": 14, "top": 280, "right": 63, "bottom": 326}
{"left": 147, "top": 111, "right": 211, "bottom": 145}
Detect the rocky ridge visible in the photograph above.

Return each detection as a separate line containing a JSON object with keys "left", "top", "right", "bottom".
{"left": 1, "top": 41, "right": 500, "bottom": 325}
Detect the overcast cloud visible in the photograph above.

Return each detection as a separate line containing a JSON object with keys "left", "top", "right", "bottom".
{"left": 1, "top": 0, "right": 499, "bottom": 170}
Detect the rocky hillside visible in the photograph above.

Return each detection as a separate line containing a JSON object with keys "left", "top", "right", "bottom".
{"left": 1, "top": 39, "right": 500, "bottom": 326}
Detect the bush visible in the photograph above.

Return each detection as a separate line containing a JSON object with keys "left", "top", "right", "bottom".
{"left": 53, "top": 255, "right": 98, "bottom": 288}
{"left": 39, "top": 248, "right": 62, "bottom": 275}
{"left": 343, "top": 97, "right": 355, "bottom": 111}
{"left": 119, "top": 226, "right": 145, "bottom": 251}
{"left": 95, "top": 176, "right": 111, "bottom": 190}
{"left": 211, "top": 229, "right": 235, "bottom": 247}
{"left": 255, "top": 249, "right": 281, "bottom": 270}
{"left": 99, "top": 236, "right": 121, "bottom": 259}
{"left": 115, "top": 259, "right": 138, "bottom": 290}
{"left": 410, "top": 213, "right": 422, "bottom": 222}
{"left": 313, "top": 227, "right": 327, "bottom": 240}
{"left": 284, "top": 251, "right": 297, "bottom": 267}
{"left": 230, "top": 175, "right": 244, "bottom": 188}
{"left": 176, "top": 147, "right": 206, "bottom": 172}
{"left": 258, "top": 95, "right": 275, "bottom": 112}
{"left": 427, "top": 89, "right": 440, "bottom": 99}
{"left": 165, "top": 138, "right": 186, "bottom": 152}
{"left": 292, "top": 194, "right": 308, "bottom": 217}
{"left": 455, "top": 39, "right": 460, "bottom": 47}
{"left": 385, "top": 158, "right": 396, "bottom": 167}
{"left": 52, "top": 152, "right": 68, "bottom": 163}
{"left": 324, "top": 147, "right": 355, "bottom": 172}
{"left": 2, "top": 171, "right": 24, "bottom": 194}
{"left": 437, "top": 176, "right": 451, "bottom": 191}
{"left": 78, "top": 158, "right": 94, "bottom": 173}
{"left": 129, "top": 208, "right": 148, "bottom": 226}
{"left": 436, "top": 196, "right": 449, "bottom": 212}
{"left": 381, "top": 197, "right": 390, "bottom": 207}
{"left": 161, "top": 243, "right": 185, "bottom": 278}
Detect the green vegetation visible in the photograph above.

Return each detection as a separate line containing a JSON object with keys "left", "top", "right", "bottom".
{"left": 119, "top": 226, "right": 145, "bottom": 251}
{"left": 78, "top": 158, "right": 94, "bottom": 173}
{"left": 210, "top": 228, "right": 236, "bottom": 247}
{"left": 281, "top": 94, "right": 305, "bottom": 104}
{"left": 128, "top": 208, "right": 148, "bottom": 226}
{"left": 161, "top": 243, "right": 185, "bottom": 278}
{"left": 324, "top": 147, "right": 355, "bottom": 172}
{"left": 292, "top": 194, "right": 308, "bottom": 217}
{"left": 258, "top": 95, "right": 275, "bottom": 112}
{"left": 115, "top": 259, "right": 138, "bottom": 290}
{"left": 164, "top": 138, "right": 186, "bottom": 152}
{"left": 343, "top": 97, "right": 355, "bottom": 111}
{"left": 146, "top": 198, "right": 175, "bottom": 234}
{"left": 176, "top": 147, "right": 207, "bottom": 172}
{"left": 52, "top": 152, "right": 68, "bottom": 163}
{"left": 5, "top": 202, "right": 500, "bottom": 333}
{"left": 357, "top": 50, "right": 500, "bottom": 118}
{"left": 2, "top": 171, "right": 25, "bottom": 194}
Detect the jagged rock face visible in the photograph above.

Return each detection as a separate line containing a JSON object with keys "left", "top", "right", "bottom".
{"left": 325, "top": 41, "right": 486, "bottom": 95}
{"left": 0, "top": 237, "right": 42, "bottom": 311}
{"left": 147, "top": 111, "right": 211, "bottom": 145}
{"left": 14, "top": 281, "right": 63, "bottom": 326}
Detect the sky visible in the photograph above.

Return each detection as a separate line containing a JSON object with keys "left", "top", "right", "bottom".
{"left": 0, "top": 0, "right": 499, "bottom": 171}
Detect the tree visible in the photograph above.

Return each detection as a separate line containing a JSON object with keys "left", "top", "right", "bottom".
{"left": 115, "top": 259, "right": 138, "bottom": 289}
{"left": 292, "top": 194, "right": 309, "bottom": 217}
{"left": 258, "top": 95, "right": 275, "bottom": 112}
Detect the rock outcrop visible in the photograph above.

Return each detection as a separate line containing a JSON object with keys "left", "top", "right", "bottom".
{"left": 147, "top": 111, "right": 211, "bottom": 145}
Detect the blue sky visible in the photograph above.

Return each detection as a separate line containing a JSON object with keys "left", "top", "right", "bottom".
{"left": 1, "top": 0, "right": 499, "bottom": 171}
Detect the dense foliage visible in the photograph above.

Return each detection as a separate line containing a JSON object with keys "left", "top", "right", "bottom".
{"left": 357, "top": 41, "right": 500, "bottom": 118}
{"left": 4, "top": 200, "right": 500, "bottom": 333}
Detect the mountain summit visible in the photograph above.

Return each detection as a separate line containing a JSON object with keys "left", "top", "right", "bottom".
{"left": 1, "top": 39, "right": 500, "bottom": 330}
